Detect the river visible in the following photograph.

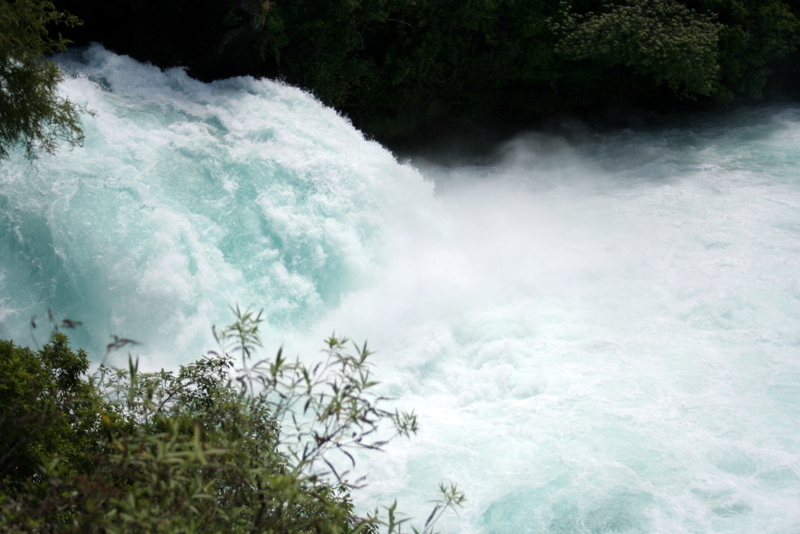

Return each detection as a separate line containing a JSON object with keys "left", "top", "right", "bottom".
{"left": 1, "top": 45, "right": 799, "bottom": 533}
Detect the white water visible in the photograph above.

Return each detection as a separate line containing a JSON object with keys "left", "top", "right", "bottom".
{"left": 1, "top": 46, "right": 799, "bottom": 533}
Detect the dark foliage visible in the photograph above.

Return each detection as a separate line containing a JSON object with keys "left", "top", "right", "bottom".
{"left": 49, "top": 0, "right": 800, "bottom": 142}
{"left": 0, "top": 0, "right": 86, "bottom": 159}
{"left": 0, "top": 312, "right": 462, "bottom": 533}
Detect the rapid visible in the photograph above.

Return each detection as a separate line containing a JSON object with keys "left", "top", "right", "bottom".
{"left": 1, "top": 46, "right": 799, "bottom": 533}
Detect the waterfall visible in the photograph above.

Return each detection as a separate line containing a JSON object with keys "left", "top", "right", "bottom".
{"left": 2, "top": 45, "right": 799, "bottom": 533}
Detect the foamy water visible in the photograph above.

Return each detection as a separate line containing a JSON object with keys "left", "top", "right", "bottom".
{"left": 1, "top": 45, "right": 798, "bottom": 533}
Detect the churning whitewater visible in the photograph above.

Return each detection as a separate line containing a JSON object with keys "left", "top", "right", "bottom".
{"left": 1, "top": 46, "right": 799, "bottom": 533}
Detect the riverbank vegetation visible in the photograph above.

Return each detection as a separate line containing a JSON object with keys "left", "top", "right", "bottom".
{"left": 2, "top": 0, "right": 799, "bottom": 154}
{"left": 0, "top": 0, "right": 85, "bottom": 159}
{"left": 0, "top": 310, "right": 463, "bottom": 533}
{"left": 53, "top": 0, "right": 800, "bottom": 144}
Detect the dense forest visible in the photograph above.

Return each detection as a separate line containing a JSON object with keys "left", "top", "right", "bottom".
{"left": 53, "top": 0, "right": 800, "bottom": 145}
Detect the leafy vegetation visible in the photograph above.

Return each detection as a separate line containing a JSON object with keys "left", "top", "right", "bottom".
{"left": 552, "top": 0, "right": 725, "bottom": 99}
{"left": 0, "top": 310, "right": 463, "bottom": 533}
{"left": 0, "top": 0, "right": 86, "bottom": 159}
{"left": 0, "top": 333, "right": 99, "bottom": 488}
{"left": 694, "top": 0, "right": 800, "bottom": 98}
{"left": 3, "top": 0, "right": 796, "bottom": 145}
{"left": 222, "top": 0, "right": 800, "bottom": 137}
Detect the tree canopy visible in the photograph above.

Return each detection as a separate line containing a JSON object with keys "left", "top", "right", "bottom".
{"left": 552, "top": 0, "right": 724, "bottom": 99}
{"left": 0, "top": 0, "right": 85, "bottom": 160}
{"left": 45, "top": 0, "right": 800, "bottom": 141}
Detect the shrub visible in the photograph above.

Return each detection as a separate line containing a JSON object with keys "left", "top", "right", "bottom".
{"left": 0, "top": 309, "right": 462, "bottom": 533}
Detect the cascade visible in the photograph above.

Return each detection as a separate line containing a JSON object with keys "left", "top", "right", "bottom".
{"left": 1, "top": 45, "right": 799, "bottom": 533}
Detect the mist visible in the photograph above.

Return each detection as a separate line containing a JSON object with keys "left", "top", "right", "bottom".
{"left": 1, "top": 47, "right": 799, "bottom": 533}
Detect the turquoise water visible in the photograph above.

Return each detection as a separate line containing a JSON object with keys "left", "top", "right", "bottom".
{"left": 1, "top": 45, "right": 799, "bottom": 533}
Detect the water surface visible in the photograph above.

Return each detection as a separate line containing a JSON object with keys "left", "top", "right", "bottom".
{"left": 1, "top": 45, "right": 798, "bottom": 533}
